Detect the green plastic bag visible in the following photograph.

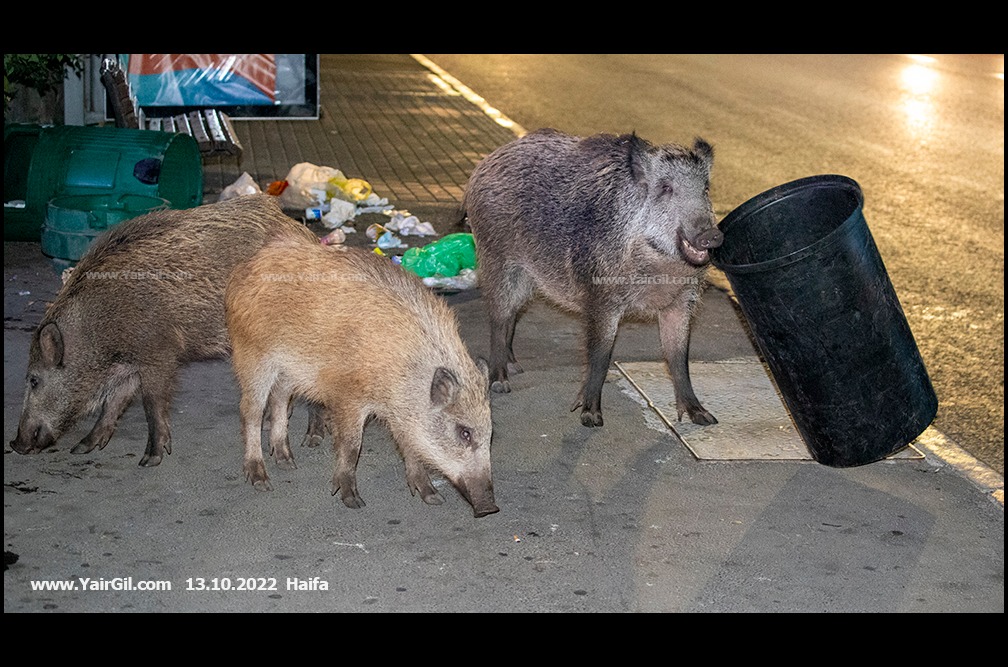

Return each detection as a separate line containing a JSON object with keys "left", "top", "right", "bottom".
{"left": 400, "top": 233, "right": 477, "bottom": 278}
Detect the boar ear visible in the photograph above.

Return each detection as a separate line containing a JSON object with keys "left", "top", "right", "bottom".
{"left": 430, "top": 367, "right": 460, "bottom": 408}
{"left": 626, "top": 132, "right": 649, "bottom": 184}
{"left": 38, "top": 322, "right": 65, "bottom": 368}
{"left": 693, "top": 138, "right": 714, "bottom": 171}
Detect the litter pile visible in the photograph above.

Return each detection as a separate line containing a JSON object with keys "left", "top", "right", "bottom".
{"left": 220, "top": 164, "right": 477, "bottom": 291}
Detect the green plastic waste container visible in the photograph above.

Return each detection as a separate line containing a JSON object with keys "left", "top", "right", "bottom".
{"left": 41, "top": 193, "right": 170, "bottom": 262}
{"left": 4, "top": 124, "right": 202, "bottom": 241}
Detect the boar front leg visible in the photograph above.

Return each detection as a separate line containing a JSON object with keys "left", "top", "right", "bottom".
{"left": 138, "top": 366, "right": 177, "bottom": 466}
{"left": 572, "top": 302, "right": 622, "bottom": 428}
{"left": 658, "top": 296, "right": 717, "bottom": 425}
{"left": 392, "top": 427, "right": 444, "bottom": 505}
{"left": 328, "top": 408, "right": 366, "bottom": 509}
{"left": 71, "top": 373, "right": 139, "bottom": 455}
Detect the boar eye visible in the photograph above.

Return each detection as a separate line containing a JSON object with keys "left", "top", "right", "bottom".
{"left": 659, "top": 181, "right": 675, "bottom": 197}
{"left": 456, "top": 424, "right": 473, "bottom": 447}
{"left": 28, "top": 375, "right": 39, "bottom": 390}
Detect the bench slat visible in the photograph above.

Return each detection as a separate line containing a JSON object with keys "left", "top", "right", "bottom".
{"left": 100, "top": 57, "right": 242, "bottom": 163}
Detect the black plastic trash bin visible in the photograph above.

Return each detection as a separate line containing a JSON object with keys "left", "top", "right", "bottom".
{"left": 711, "top": 174, "right": 937, "bottom": 467}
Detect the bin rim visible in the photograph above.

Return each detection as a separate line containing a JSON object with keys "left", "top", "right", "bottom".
{"left": 712, "top": 174, "right": 864, "bottom": 275}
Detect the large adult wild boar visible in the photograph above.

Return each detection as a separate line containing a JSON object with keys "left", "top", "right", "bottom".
{"left": 10, "top": 194, "right": 319, "bottom": 466}
{"left": 464, "top": 129, "right": 723, "bottom": 428}
{"left": 226, "top": 238, "right": 499, "bottom": 518}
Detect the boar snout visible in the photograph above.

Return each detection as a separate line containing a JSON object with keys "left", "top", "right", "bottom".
{"left": 694, "top": 226, "right": 724, "bottom": 250}
{"left": 10, "top": 418, "right": 56, "bottom": 455}
{"left": 678, "top": 225, "right": 723, "bottom": 266}
{"left": 454, "top": 477, "right": 500, "bottom": 518}
{"left": 472, "top": 499, "right": 500, "bottom": 518}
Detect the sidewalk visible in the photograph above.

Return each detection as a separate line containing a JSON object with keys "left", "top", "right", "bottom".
{"left": 3, "top": 54, "right": 1003, "bottom": 613}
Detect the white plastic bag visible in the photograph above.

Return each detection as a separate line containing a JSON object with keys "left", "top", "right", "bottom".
{"left": 320, "top": 198, "right": 357, "bottom": 229}
{"left": 278, "top": 162, "right": 345, "bottom": 209}
{"left": 218, "top": 172, "right": 262, "bottom": 201}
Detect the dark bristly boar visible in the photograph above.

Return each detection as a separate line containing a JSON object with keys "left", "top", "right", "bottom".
{"left": 464, "top": 128, "right": 723, "bottom": 428}
{"left": 225, "top": 238, "right": 499, "bottom": 518}
{"left": 10, "top": 194, "right": 320, "bottom": 466}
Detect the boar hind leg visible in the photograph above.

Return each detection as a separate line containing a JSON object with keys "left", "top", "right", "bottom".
{"left": 138, "top": 367, "right": 177, "bottom": 467}
{"left": 72, "top": 374, "right": 139, "bottom": 454}
{"left": 267, "top": 384, "right": 296, "bottom": 470}
{"left": 239, "top": 376, "right": 274, "bottom": 491}
{"left": 301, "top": 401, "right": 327, "bottom": 448}
{"left": 658, "top": 299, "right": 717, "bottom": 425}
{"left": 573, "top": 307, "right": 621, "bottom": 428}
{"left": 486, "top": 264, "right": 534, "bottom": 393}
{"left": 329, "top": 409, "right": 366, "bottom": 509}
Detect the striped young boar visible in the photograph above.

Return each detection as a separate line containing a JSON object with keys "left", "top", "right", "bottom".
{"left": 10, "top": 194, "right": 320, "bottom": 466}
{"left": 464, "top": 129, "right": 723, "bottom": 427}
{"left": 225, "top": 238, "right": 499, "bottom": 518}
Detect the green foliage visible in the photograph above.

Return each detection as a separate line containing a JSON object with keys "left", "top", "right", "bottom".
{"left": 4, "top": 54, "right": 84, "bottom": 112}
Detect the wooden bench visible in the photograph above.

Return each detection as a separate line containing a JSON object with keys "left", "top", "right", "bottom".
{"left": 100, "top": 57, "right": 243, "bottom": 163}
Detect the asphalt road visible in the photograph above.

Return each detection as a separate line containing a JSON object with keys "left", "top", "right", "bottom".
{"left": 425, "top": 54, "right": 1005, "bottom": 476}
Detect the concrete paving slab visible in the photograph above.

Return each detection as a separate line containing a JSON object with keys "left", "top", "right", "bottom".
{"left": 615, "top": 360, "right": 924, "bottom": 462}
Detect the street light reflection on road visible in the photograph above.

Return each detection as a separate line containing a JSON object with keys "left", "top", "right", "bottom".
{"left": 900, "top": 55, "right": 939, "bottom": 138}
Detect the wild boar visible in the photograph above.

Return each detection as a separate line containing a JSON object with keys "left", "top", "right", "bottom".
{"left": 225, "top": 237, "right": 499, "bottom": 518}
{"left": 10, "top": 194, "right": 320, "bottom": 466}
{"left": 464, "top": 128, "right": 723, "bottom": 427}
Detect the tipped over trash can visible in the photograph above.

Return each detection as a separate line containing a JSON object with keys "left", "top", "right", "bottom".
{"left": 711, "top": 175, "right": 937, "bottom": 467}
{"left": 4, "top": 124, "right": 202, "bottom": 242}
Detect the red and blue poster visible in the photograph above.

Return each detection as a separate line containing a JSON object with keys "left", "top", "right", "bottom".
{"left": 122, "top": 54, "right": 318, "bottom": 119}
{"left": 128, "top": 54, "right": 276, "bottom": 106}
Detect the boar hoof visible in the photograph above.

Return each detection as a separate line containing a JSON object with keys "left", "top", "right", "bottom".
{"left": 71, "top": 439, "right": 100, "bottom": 455}
{"left": 300, "top": 432, "right": 325, "bottom": 448}
{"left": 271, "top": 445, "right": 297, "bottom": 470}
{"left": 275, "top": 457, "right": 297, "bottom": 471}
{"left": 678, "top": 403, "right": 718, "bottom": 426}
{"left": 580, "top": 410, "right": 604, "bottom": 428}
{"left": 408, "top": 476, "right": 445, "bottom": 505}
{"left": 490, "top": 379, "right": 512, "bottom": 393}
{"left": 332, "top": 478, "right": 365, "bottom": 509}
{"left": 420, "top": 489, "right": 445, "bottom": 506}
{"left": 139, "top": 452, "right": 163, "bottom": 467}
{"left": 507, "top": 361, "right": 524, "bottom": 375}
{"left": 337, "top": 492, "right": 365, "bottom": 509}
{"left": 244, "top": 460, "right": 272, "bottom": 491}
